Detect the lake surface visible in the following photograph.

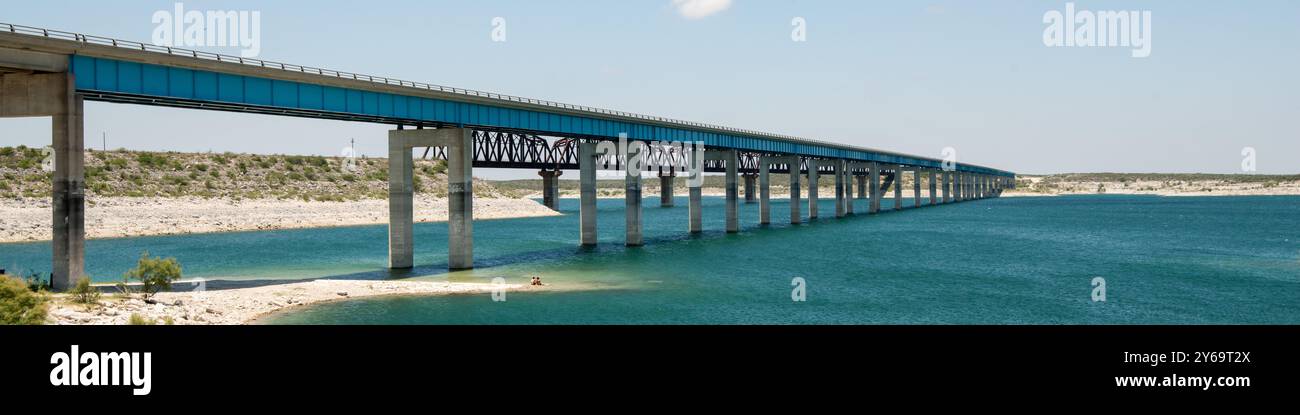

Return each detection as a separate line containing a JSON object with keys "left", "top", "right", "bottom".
{"left": 3, "top": 195, "right": 1298, "bottom": 324}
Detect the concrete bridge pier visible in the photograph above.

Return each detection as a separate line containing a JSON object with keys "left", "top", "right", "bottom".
{"left": 969, "top": 173, "right": 975, "bottom": 200}
{"left": 943, "top": 171, "right": 952, "bottom": 203}
{"left": 688, "top": 148, "right": 704, "bottom": 233}
{"left": 807, "top": 160, "right": 820, "bottom": 220}
{"left": 928, "top": 169, "right": 938, "bottom": 205}
{"left": 625, "top": 143, "right": 643, "bottom": 246}
{"left": 789, "top": 157, "right": 802, "bottom": 224}
{"left": 869, "top": 162, "right": 882, "bottom": 214}
{"left": 845, "top": 163, "right": 857, "bottom": 215}
{"left": 722, "top": 150, "right": 739, "bottom": 233}
{"left": 892, "top": 165, "right": 903, "bottom": 211}
{"left": 580, "top": 141, "right": 599, "bottom": 245}
{"left": 856, "top": 174, "right": 867, "bottom": 200}
{"left": 659, "top": 171, "right": 675, "bottom": 207}
{"left": 912, "top": 169, "right": 922, "bottom": 208}
{"left": 388, "top": 127, "right": 473, "bottom": 270}
{"left": 955, "top": 173, "right": 963, "bottom": 202}
{"left": 965, "top": 173, "right": 971, "bottom": 201}
{"left": 959, "top": 172, "right": 966, "bottom": 201}
{"left": 2, "top": 71, "right": 83, "bottom": 290}
{"left": 959, "top": 173, "right": 965, "bottom": 201}
{"left": 743, "top": 173, "right": 757, "bottom": 204}
{"left": 539, "top": 169, "right": 562, "bottom": 210}
{"left": 758, "top": 158, "right": 771, "bottom": 225}
{"left": 834, "top": 159, "right": 846, "bottom": 218}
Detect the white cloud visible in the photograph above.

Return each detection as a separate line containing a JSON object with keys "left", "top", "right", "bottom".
{"left": 672, "top": 0, "right": 733, "bottom": 19}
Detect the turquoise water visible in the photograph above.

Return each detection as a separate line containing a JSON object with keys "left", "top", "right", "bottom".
{"left": 3, "top": 195, "right": 1299, "bottom": 324}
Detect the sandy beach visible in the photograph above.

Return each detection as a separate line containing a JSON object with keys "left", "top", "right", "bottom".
{"left": 45, "top": 278, "right": 551, "bottom": 325}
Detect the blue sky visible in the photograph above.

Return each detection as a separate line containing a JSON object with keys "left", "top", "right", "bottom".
{"left": 2, "top": 0, "right": 1297, "bottom": 177}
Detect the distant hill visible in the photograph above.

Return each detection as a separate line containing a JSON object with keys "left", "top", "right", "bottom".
{"left": 1012, "top": 173, "right": 1300, "bottom": 195}
{"left": 5, "top": 146, "right": 1297, "bottom": 200}
{"left": 0, "top": 146, "right": 520, "bottom": 201}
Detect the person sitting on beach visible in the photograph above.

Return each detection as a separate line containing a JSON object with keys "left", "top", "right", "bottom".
{"left": 531, "top": 276, "right": 543, "bottom": 286}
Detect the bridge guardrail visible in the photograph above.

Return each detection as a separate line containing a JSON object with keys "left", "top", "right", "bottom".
{"left": 1, "top": 22, "right": 1014, "bottom": 176}
{"left": 0, "top": 22, "right": 832, "bottom": 144}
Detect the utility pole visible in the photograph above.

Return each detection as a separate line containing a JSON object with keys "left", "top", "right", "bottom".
{"left": 102, "top": 132, "right": 106, "bottom": 152}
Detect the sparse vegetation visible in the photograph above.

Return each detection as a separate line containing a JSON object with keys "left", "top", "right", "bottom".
{"left": 4, "top": 146, "right": 1297, "bottom": 201}
{"left": 122, "top": 252, "right": 182, "bottom": 300}
{"left": 0, "top": 274, "right": 49, "bottom": 325}
{"left": 68, "top": 276, "right": 101, "bottom": 306}
{"left": 0, "top": 147, "right": 477, "bottom": 201}
{"left": 127, "top": 313, "right": 156, "bottom": 325}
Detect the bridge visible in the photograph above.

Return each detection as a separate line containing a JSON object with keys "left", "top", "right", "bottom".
{"left": 0, "top": 23, "right": 1016, "bottom": 291}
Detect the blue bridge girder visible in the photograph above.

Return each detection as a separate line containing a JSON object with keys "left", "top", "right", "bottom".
{"left": 0, "top": 23, "right": 1014, "bottom": 178}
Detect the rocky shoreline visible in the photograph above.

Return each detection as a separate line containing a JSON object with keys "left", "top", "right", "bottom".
{"left": 46, "top": 279, "right": 543, "bottom": 325}
{"left": 0, "top": 195, "right": 560, "bottom": 243}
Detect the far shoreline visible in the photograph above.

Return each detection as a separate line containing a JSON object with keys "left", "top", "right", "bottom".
{"left": 8, "top": 190, "right": 1300, "bottom": 244}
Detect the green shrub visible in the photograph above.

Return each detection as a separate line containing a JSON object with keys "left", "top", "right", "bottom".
{"left": 211, "top": 153, "right": 231, "bottom": 165}
{"left": 107, "top": 157, "right": 129, "bottom": 170}
{"left": 123, "top": 252, "right": 182, "bottom": 300}
{"left": 19, "top": 271, "right": 49, "bottom": 292}
{"left": 0, "top": 275, "right": 48, "bottom": 325}
{"left": 69, "top": 276, "right": 101, "bottom": 305}
{"left": 135, "top": 152, "right": 170, "bottom": 168}
{"left": 127, "top": 313, "right": 156, "bottom": 325}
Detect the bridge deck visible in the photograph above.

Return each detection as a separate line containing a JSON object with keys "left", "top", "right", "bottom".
{"left": 0, "top": 23, "right": 1012, "bottom": 177}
